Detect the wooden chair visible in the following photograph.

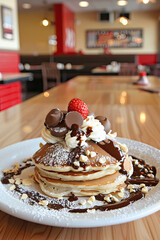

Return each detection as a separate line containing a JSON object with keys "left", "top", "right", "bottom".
{"left": 41, "top": 62, "right": 61, "bottom": 91}
{"left": 119, "top": 63, "right": 138, "bottom": 76}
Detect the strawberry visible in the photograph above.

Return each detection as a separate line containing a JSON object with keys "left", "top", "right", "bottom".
{"left": 68, "top": 98, "right": 89, "bottom": 119}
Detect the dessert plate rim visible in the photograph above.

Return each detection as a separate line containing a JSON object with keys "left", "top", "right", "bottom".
{"left": 0, "top": 137, "right": 160, "bottom": 228}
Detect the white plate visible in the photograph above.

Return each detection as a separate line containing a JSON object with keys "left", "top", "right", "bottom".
{"left": 0, "top": 137, "right": 160, "bottom": 228}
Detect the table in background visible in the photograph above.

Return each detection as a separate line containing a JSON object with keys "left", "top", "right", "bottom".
{"left": 0, "top": 73, "right": 33, "bottom": 111}
{"left": 0, "top": 75, "right": 160, "bottom": 239}
{"left": 0, "top": 72, "right": 33, "bottom": 84}
{"left": 60, "top": 64, "right": 84, "bottom": 82}
{"left": 22, "top": 64, "right": 84, "bottom": 90}
{"left": 91, "top": 67, "right": 119, "bottom": 75}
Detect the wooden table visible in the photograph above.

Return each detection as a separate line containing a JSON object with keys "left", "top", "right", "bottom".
{"left": 0, "top": 75, "right": 160, "bottom": 239}
{"left": 22, "top": 64, "right": 84, "bottom": 84}
{"left": 0, "top": 73, "right": 33, "bottom": 84}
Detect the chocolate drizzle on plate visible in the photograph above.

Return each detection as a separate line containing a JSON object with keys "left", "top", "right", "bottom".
{"left": 126, "top": 156, "right": 159, "bottom": 186}
{"left": 1, "top": 155, "right": 159, "bottom": 213}
{"left": 1, "top": 160, "right": 33, "bottom": 185}
{"left": 69, "top": 191, "right": 144, "bottom": 213}
{"left": 68, "top": 192, "right": 78, "bottom": 202}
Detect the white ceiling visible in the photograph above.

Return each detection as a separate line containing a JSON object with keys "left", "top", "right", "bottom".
{"left": 18, "top": 0, "right": 160, "bottom": 12}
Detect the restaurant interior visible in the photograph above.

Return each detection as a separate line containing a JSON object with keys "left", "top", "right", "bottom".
{"left": 0, "top": 0, "right": 160, "bottom": 238}
{"left": 0, "top": 0, "right": 160, "bottom": 108}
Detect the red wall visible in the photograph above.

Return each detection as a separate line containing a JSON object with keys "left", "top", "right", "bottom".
{"left": 136, "top": 54, "right": 158, "bottom": 65}
{"left": 0, "top": 51, "right": 20, "bottom": 73}
{"left": 54, "top": 4, "right": 75, "bottom": 54}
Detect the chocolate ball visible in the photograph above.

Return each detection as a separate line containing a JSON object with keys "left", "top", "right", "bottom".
{"left": 95, "top": 116, "right": 111, "bottom": 133}
{"left": 65, "top": 111, "right": 83, "bottom": 129}
{"left": 50, "top": 121, "right": 68, "bottom": 137}
{"left": 45, "top": 108, "right": 63, "bottom": 128}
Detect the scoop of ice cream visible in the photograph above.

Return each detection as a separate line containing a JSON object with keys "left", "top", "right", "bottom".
{"left": 81, "top": 115, "right": 107, "bottom": 142}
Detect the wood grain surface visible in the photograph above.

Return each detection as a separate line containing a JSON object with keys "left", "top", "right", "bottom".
{"left": 0, "top": 75, "right": 160, "bottom": 240}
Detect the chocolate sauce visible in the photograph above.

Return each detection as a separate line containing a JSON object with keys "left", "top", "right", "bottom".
{"left": 1, "top": 161, "right": 33, "bottom": 185}
{"left": 126, "top": 178, "right": 159, "bottom": 186}
{"left": 1, "top": 178, "right": 10, "bottom": 184}
{"left": 126, "top": 155, "right": 159, "bottom": 186}
{"left": 13, "top": 182, "right": 145, "bottom": 213}
{"left": 71, "top": 124, "right": 80, "bottom": 137}
{"left": 68, "top": 146, "right": 86, "bottom": 169}
{"left": 97, "top": 140, "right": 126, "bottom": 175}
{"left": 69, "top": 191, "right": 144, "bottom": 213}
{"left": 68, "top": 192, "right": 78, "bottom": 202}
{"left": 86, "top": 127, "right": 93, "bottom": 137}
{"left": 119, "top": 168, "right": 127, "bottom": 175}
{"left": 97, "top": 140, "right": 125, "bottom": 161}
{"left": 131, "top": 156, "right": 156, "bottom": 178}
{"left": 47, "top": 203, "right": 65, "bottom": 210}
{"left": 95, "top": 193, "right": 105, "bottom": 201}
{"left": 71, "top": 124, "right": 85, "bottom": 147}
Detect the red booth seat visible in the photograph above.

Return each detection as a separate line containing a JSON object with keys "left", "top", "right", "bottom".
{"left": 0, "top": 82, "right": 22, "bottom": 111}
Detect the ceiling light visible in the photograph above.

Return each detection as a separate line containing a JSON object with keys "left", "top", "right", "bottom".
{"left": 142, "top": 0, "right": 150, "bottom": 3}
{"left": 22, "top": 3, "right": 32, "bottom": 9}
{"left": 119, "top": 17, "right": 129, "bottom": 25}
{"left": 138, "top": 0, "right": 156, "bottom": 4}
{"left": 117, "top": 0, "right": 128, "bottom": 6}
{"left": 42, "top": 18, "right": 49, "bottom": 27}
{"left": 79, "top": 1, "right": 89, "bottom": 7}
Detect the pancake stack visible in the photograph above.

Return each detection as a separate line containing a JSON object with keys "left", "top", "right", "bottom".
{"left": 32, "top": 99, "right": 133, "bottom": 198}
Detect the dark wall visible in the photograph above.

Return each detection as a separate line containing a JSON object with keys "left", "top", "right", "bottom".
{"left": 20, "top": 54, "right": 136, "bottom": 67}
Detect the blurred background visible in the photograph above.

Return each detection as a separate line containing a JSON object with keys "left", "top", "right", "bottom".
{"left": 0, "top": 0, "right": 160, "bottom": 109}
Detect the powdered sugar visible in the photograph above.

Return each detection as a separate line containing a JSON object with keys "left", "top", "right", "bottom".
{"left": 0, "top": 137, "right": 160, "bottom": 227}
{"left": 34, "top": 143, "right": 69, "bottom": 166}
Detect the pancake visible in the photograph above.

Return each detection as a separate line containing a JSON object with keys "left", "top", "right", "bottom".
{"left": 32, "top": 140, "right": 125, "bottom": 172}
{"left": 37, "top": 167, "right": 118, "bottom": 181}
{"left": 35, "top": 167, "right": 127, "bottom": 197}
{"left": 34, "top": 155, "right": 133, "bottom": 197}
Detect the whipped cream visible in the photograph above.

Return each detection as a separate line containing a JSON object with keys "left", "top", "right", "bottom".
{"left": 65, "top": 130, "right": 87, "bottom": 149}
{"left": 81, "top": 116, "right": 107, "bottom": 142}
{"left": 107, "top": 130, "right": 117, "bottom": 139}
{"left": 41, "top": 127, "right": 63, "bottom": 144}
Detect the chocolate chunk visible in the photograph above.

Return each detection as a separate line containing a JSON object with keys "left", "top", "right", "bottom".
{"left": 50, "top": 121, "right": 68, "bottom": 137}
{"left": 45, "top": 108, "right": 63, "bottom": 128}
{"left": 65, "top": 111, "right": 83, "bottom": 129}
{"left": 95, "top": 116, "right": 111, "bottom": 133}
